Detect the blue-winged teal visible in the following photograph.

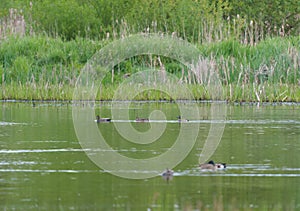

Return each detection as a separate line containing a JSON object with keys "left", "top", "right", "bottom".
{"left": 177, "top": 115, "right": 189, "bottom": 122}
{"left": 162, "top": 168, "right": 174, "bottom": 182}
{"left": 200, "top": 160, "right": 226, "bottom": 170}
{"left": 135, "top": 117, "right": 149, "bottom": 122}
{"left": 95, "top": 115, "right": 111, "bottom": 123}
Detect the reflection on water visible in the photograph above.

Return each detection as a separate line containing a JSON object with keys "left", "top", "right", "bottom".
{"left": 0, "top": 102, "right": 299, "bottom": 210}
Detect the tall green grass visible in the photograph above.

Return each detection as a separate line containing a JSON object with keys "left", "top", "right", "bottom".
{"left": 0, "top": 35, "right": 299, "bottom": 102}
{"left": 0, "top": 35, "right": 109, "bottom": 83}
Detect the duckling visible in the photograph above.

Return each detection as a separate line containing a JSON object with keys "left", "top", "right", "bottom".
{"left": 95, "top": 115, "right": 111, "bottom": 123}
{"left": 177, "top": 115, "right": 189, "bottom": 122}
{"left": 135, "top": 117, "right": 149, "bottom": 122}
{"left": 200, "top": 160, "right": 226, "bottom": 170}
{"left": 162, "top": 168, "right": 174, "bottom": 182}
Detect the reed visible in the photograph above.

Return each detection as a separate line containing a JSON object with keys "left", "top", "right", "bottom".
{"left": 0, "top": 8, "right": 26, "bottom": 39}
{"left": 1, "top": 81, "right": 74, "bottom": 101}
{"left": 2, "top": 81, "right": 300, "bottom": 102}
{"left": 0, "top": 30, "right": 299, "bottom": 102}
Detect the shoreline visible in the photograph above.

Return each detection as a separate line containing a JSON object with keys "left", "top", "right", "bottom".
{"left": 1, "top": 99, "right": 300, "bottom": 106}
{"left": 1, "top": 83, "right": 299, "bottom": 103}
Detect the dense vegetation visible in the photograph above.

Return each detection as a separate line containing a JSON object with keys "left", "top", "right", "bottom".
{"left": 1, "top": 0, "right": 299, "bottom": 40}
{"left": 0, "top": 0, "right": 299, "bottom": 101}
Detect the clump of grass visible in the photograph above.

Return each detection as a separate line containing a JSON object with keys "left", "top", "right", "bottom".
{"left": 1, "top": 81, "right": 74, "bottom": 101}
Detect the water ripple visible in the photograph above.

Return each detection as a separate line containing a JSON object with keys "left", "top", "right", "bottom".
{"left": 0, "top": 148, "right": 160, "bottom": 154}
{"left": 0, "top": 149, "right": 84, "bottom": 153}
{"left": 111, "top": 119, "right": 300, "bottom": 124}
{"left": 0, "top": 122, "right": 26, "bottom": 126}
{"left": 0, "top": 168, "right": 299, "bottom": 177}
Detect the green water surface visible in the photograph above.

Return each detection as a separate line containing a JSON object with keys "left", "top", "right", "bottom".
{"left": 0, "top": 102, "right": 299, "bottom": 210}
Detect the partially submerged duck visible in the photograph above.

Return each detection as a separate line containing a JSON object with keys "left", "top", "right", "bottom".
{"left": 95, "top": 115, "right": 111, "bottom": 123}
{"left": 162, "top": 168, "right": 174, "bottom": 177}
{"left": 200, "top": 160, "right": 226, "bottom": 170}
{"left": 162, "top": 168, "right": 174, "bottom": 181}
{"left": 135, "top": 117, "right": 149, "bottom": 122}
{"left": 177, "top": 115, "right": 189, "bottom": 122}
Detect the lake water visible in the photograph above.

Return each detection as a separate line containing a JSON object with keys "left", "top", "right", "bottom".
{"left": 0, "top": 101, "right": 299, "bottom": 210}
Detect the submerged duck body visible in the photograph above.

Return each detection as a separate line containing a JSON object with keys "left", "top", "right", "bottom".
{"left": 177, "top": 116, "right": 189, "bottom": 122}
{"left": 95, "top": 115, "right": 111, "bottom": 123}
{"left": 200, "top": 160, "right": 216, "bottom": 170}
{"left": 135, "top": 117, "right": 149, "bottom": 122}
{"left": 200, "top": 160, "right": 226, "bottom": 170}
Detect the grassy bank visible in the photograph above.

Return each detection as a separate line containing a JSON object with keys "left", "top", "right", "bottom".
{"left": 0, "top": 35, "right": 299, "bottom": 102}
{"left": 1, "top": 82, "right": 300, "bottom": 102}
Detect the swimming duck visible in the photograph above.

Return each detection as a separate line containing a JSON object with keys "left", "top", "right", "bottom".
{"left": 215, "top": 162, "right": 226, "bottom": 169}
{"left": 199, "top": 160, "right": 226, "bottom": 170}
{"left": 162, "top": 168, "right": 174, "bottom": 177}
{"left": 162, "top": 168, "right": 174, "bottom": 182}
{"left": 135, "top": 117, "right": 149, "bottom": 122}
{"left": 177, "top": 115, "right": 189, "bottom": 122}
{"left": 95, "top": 115, "right": 111, "bottom": 123}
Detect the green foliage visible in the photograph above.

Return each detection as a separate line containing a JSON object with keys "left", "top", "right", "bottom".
{"left": 1, "top": 0, "right": 298, "bottom": 40}
{"left": 228, "top": 0, "right": 300, "bottom": 36}
{"left": 10, "top": 56, "right": 30, "bottom": 81}
{"left": 0, "top": 0, "right": 24, "bottom": 16}
{"left": 30, "top": 0, "right": 98, "bottom": 39}
{"left": 0, "top": 35, "right": 105, "bottom": 84}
